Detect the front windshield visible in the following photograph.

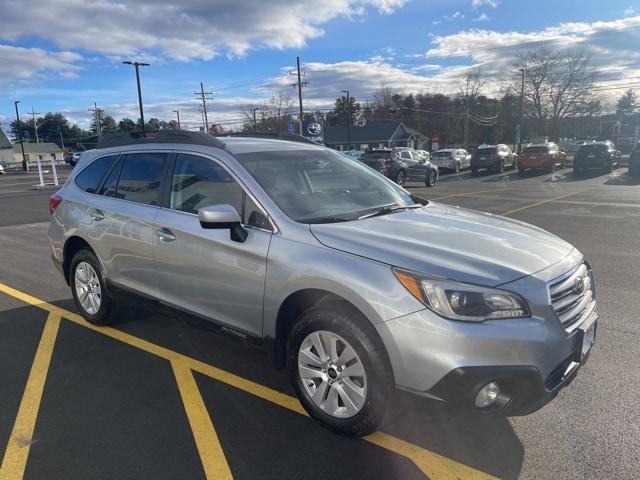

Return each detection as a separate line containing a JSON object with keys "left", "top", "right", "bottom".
{"left": 235, "top": 149, "right": 415, "bottom": 223}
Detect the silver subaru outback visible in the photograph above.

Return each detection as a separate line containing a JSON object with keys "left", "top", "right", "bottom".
{"left": 48, "top": 131, "right": 597, "bottom": 436}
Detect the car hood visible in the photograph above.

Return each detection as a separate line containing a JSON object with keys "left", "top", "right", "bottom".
{"left": 310, "top": 202, "right": 573, "bottom": 286}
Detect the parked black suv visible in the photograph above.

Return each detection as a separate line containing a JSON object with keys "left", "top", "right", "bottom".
{"left": 360, "top": 149, "right": 438, "bottom": 187}
{"left": 574, "top": 141, "right": 621, "bottom": 174}
{"left": 470, "top": 144, "right": 518, "bottom": 174}
{"left": 628, "top": 142, "right": 639, "bottom": 179}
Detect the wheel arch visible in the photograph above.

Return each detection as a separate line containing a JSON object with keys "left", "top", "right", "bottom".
{"left": 273, "top": 288, "right": 391, "bottom": 376}
{"left": 62, "top": 235, "right": 99, "bottom": 285}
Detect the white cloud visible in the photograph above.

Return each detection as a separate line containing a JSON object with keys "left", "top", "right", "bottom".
{"left": 443, "top": 11, "right": 464, "bottom": 21}
{"left": 0, "top": 0, "right": 406, "bottom": 62}
{"left": 425, "top": 15, "right": 640, "bottom": 101}
{"left": 472, "top": 0, "right": 499, "bottom": 7}
{"left": 473, "top": 13, "right": 490, "bottom": 22}
{"left": 625, "top": 6, "right": 636, "bottom": 16}
{"left": 0, "top": 45, "right": 81, "bottom": 86}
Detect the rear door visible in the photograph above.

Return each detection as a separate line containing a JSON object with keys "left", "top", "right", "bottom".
{"left": 85, "top": 151, "right": 168, "bottom": 298}
{"left": 402, "top": 151, "right": 426, "bottom": 182}
{"left": 153, "top": 152, "right": 272, "bottom": 336}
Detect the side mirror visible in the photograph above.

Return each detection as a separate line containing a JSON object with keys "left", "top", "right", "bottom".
{"left": 198, "top": 204, "right": 247, "bottom": 243}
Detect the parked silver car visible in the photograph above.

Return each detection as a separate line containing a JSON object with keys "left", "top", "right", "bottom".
{"left": 48, "top": 131, "right": 598, "bottom": 436}
{"left": 431, "top": 148, "right": 472, "bottom": 173}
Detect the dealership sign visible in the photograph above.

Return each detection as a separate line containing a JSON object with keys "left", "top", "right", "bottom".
{"left": 302, "top": 121, "right": 324, "bottom": 143}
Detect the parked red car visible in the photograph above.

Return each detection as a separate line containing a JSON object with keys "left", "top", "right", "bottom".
{"left": 519, "top": 143, "right": 567, "bottom": 173}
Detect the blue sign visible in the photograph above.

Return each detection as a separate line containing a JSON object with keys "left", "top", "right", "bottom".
{"left": 288, "top": 121, "right": 296, "bottom": 134}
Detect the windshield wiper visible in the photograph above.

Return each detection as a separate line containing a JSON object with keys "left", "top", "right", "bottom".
{"left": 358, "top": 204, "right": 421, "bottom": 220}
{"left": 304, "top": 216, "right": 354, "bottom": 224}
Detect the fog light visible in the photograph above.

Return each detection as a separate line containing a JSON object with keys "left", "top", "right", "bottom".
{"left": 475, "top": 382, "right": 500, "bottom": 408}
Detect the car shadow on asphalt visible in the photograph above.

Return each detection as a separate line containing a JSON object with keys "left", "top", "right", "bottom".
{"left": 45, "top": 296, "right": 525, "bottom": 480}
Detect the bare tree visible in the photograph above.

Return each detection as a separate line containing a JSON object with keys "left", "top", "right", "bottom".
{"left": 502, "top": 48, "right": 598, "bottom": 138}
{"left": 457, "top": 68, "right": 486, "bottom": 104}
{"left": 242, "top": 91, "right": 294, "bottom": 133}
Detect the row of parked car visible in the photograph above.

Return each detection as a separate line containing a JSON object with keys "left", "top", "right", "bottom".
{"left": 352, "top": 139, "right": 638, "bottom": 187}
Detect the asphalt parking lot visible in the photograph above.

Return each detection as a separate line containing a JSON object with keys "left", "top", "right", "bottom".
{"left": 0, "top": 163, "right": 639, "bottom": 480}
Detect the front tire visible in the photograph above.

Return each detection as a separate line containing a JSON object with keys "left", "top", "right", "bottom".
{"left": 425, "top": 170, "right": 437, "bottom": 187}
{"left": 287, "top": 305, "right": 393, "bottom": 436}
{"left": 395, "top": 170, "right": 406, "bottom": 187}
{"left": 70, "top": 249, "right": 116, "bottom": 325}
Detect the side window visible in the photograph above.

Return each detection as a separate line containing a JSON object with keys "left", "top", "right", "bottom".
{"left": 74, "top": 155, "right": 118, "bottom": 193}
{"left": 99, "top": 158, "right": 123, "bottom": 198}
{"left": 116, "top": 152, "right": 166, "bottom": 205}
{"left": 170, "top": 154, "right": 271, "bottom": 230}
{"left": 400, "top": 151, "right": 411, "bottom": 160}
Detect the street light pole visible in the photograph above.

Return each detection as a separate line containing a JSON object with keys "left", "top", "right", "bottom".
{"left": 122, "top": 61, "right": 150, "bottom": 136}
{"left": 14, "top": 101, "right": 27, "bottom": 171}
{"left": 342, "top": 90, "right": 351, "bottom": 152}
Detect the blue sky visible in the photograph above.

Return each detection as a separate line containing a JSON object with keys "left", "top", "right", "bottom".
{"left": 1, "top": 0, "right": 639, "bottom": 131}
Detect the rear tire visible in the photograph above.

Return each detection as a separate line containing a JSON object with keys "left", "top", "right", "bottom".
{"left": 454, "top": 162, "right": 460, "bottom": 173}
{"left": 287, "top": 305, "right": 393, "bottom": 436}
{"left": 70, "top": 249, "right": 116, "bottom": 326}
{"left": 395, "top": 170, "right": 406, "bottom": 187}
{"left": 471, "top": 168, "right": 478, "bottom": 176}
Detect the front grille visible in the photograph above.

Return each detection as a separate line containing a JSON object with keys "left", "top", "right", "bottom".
{"left": 549, "top": 262, "right": 595, "bottom": 332}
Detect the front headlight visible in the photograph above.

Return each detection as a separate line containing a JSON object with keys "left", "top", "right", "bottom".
{"left": 394, "top": 269, "right": 530, "bottom": 322}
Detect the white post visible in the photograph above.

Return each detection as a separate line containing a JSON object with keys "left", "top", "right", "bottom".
{"left": 36, "top": 159, "right": 44, "bottom": 188}
{"left": 51, "top": 158, "right": 59, "bottom": 186}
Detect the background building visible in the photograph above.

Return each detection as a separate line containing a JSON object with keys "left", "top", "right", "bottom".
{"left": 0, "top": 129, "right": 13, "bottom": 166}
{"left": 324, "top": 122, "right": 429, "bottom": 151}
{"left": 12, "top": 142, "right": 64, "bottom": 167}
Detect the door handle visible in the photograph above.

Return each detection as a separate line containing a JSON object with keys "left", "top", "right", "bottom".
{"left": 155, "top": 227, "right": 176, "bottom": 242}
{"left": 89, "top": 209, "right": 104, "bottom": 221}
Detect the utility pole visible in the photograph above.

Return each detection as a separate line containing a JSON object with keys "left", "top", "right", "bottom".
{"left": 30, "top": 107, "right": 41, "bottom": 143}
{"left": 195, "top": 82, "right": 213, "bottom": 133}
{"left": 88, "top": 102, "right": 102, "bottom": 141}
{"left": 122, "top": 61, "right": 150, "bottom": 135}
{"left": 252, "top": 108, "right": 259, "bottom": 134}
{"left": 173, "top": 110, "right": 181, "bottom": 130}
{"left": 290, "top": 56, "right": 308, "bottom": 135}
{"left": 517, "top": 65, "right": 526, "bottom": 153}
{"left": 14, "top": 101, "right": 27, "bottom": 171}
{"left": 463, "top": 99, "right": 469, "bottom": 149}
{"left": 342, "top": 90, "right": 351, "bottom": 152}
{"left": 59, "top": 130, "right": 65, "bottom": 149}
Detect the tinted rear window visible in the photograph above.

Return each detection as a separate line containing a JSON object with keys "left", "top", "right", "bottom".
{"left": 523, "top": 146, "right": 549, "bottom": 153}
{"left": 475, "top": 148, "right": 496, "bottom": 154}
{"left": 361, "top": 152, "right": 391, "bottom": 159}
{"left": 432, "top": 151, "right": 453, "bottom": 157}
{"left": 579, "top": 144, "right": 607, "bottom": 152}
{"left": 74, "top": 155, "right": 118, "bottom": 193}
{"left": 115, "top": 153, "right": 167, "bottom": 205}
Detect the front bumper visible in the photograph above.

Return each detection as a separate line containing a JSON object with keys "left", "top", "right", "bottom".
{"left": 375, "top": 266, "right": 596, "bottom": 415}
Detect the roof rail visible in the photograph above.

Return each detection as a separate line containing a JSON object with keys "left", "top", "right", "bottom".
{"left": 96, "top": 130, "right": 227, "bottom": 149}
{"left": 219, "top": 132, "right": 318, "bottom": 145}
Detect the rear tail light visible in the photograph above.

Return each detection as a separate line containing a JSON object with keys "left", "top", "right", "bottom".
{"left": 49, "top": 194, "right": 62, "bottom": 215}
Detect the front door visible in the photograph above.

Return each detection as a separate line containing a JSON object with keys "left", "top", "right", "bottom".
{"left": 153, "top": 152, "right": 272, "bottom": 336}
{"left": 85, "top": 151, "right": 168, "bottom": 298}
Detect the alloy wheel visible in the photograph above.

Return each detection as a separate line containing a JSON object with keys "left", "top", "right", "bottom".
{"left": 297, "top": 330, "right": 367, "bottom": 418}
{"left": 74, "top": 261, "right": 102, "bottom": 315}
{"left": 396, "top": 170, "right": 406, "bottom": 186}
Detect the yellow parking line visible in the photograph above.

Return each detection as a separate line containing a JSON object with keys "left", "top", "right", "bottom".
{"left": 0, "top": 311, "right": 61, "bottom": 480}
{"left": 0, "top": 282, "right": 496, "bottom": 480}
{"left": 501, "top": 191, "right": 581, "bottom": 216}
{"left": 172, "top": 359, "right": 233, "bottom": 480}
{"left": 431, "top": 187, "right": 506, "bottom": 201}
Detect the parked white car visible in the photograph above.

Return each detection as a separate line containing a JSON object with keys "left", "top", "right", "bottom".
{"left": 0, "top": 163, "right": 5, "bottom": 175}
{"left": 431, "top": 148, "right": 472, "bottom": 173}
